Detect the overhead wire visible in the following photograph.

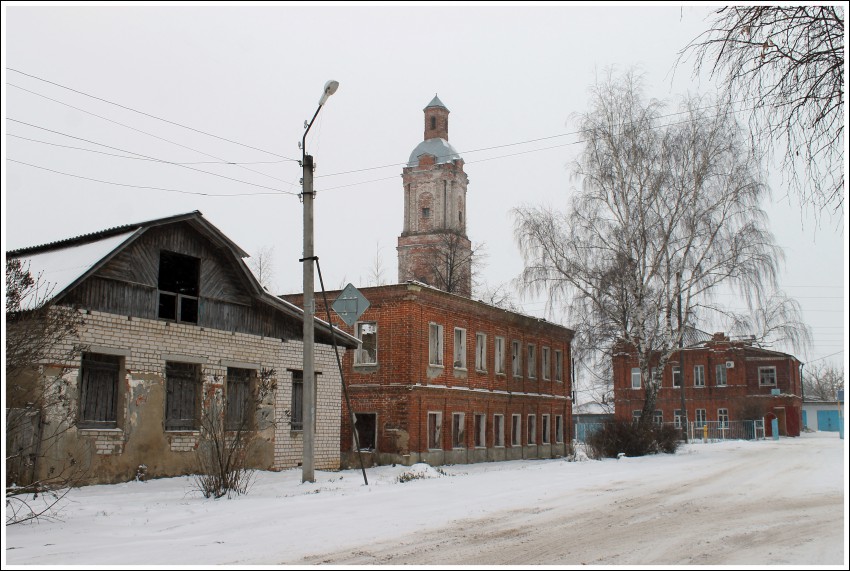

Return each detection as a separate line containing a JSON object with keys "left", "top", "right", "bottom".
{"left": 6, "top": 67, "right": 299, "bottom": 162}
{"left": 6, "top": 118, "right": 298, "bottom": 195}
{"left": 7, "top": 159, "right": 287, "bottom": 197}
{"left": 6, "top": 82, "right": 301, "bottom": 188}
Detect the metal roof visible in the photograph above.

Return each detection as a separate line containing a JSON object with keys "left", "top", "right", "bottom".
{"left": 424, "top": 94, "right": 448, "bottom": 111}
{"left": 407, "top": 138, "right": 462, "bottom": 167}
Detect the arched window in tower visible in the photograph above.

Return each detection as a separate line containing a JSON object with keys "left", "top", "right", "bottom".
{"left": 430, "top": 116, "right": 436, "bottom": 130}
{"left": 459, "top": 210, "right": 463, "bottom": 224}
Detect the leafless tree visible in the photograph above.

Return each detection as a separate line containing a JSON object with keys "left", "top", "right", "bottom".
{"left": 367, "top": 242, "right": 387, "bottom": 287}
{"left": 248, "top": 245, "right": 277, "bottom": 292}
{"left": 194, "top": 368, "right": 277, "bottom": 499}
{"left": 802, "top": 362, "right": 844, "bottom": 402}
{"left": 5, "top": 259, "right": 87, "bottom": 524}
{"left": 513, "top": 70, "right": 810, "bottom": 427}
{"left": 475, "top": 281, "right": 521, "bottom": 312}
{"left": 680, "top": 6, "right": 844, "bottom": 220}
{"left": 424, "top": 231, "right": 481, "bottom": 296}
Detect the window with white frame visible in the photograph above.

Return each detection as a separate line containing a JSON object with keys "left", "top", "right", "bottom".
{"left": 511, "top": 414, "right": 521, "bottom": 446}
{"left": 716, "top": 363, "right": 728, "bottom": 386}
{"left": 474, "top": 414, "right": 486, "bottom": 447}
{"left": 653, "top": 410, "right": 663, "bottom": 425}
{"left": 527, "top": 414, "right": 537, "bottom": 444}
{"left": 554, "top": 350, "right": 563, "bottom": 382}
{"left": 672, "top": 365, "right": 682, "bottom": 388}
{"left": 632, "top": 410, "right": 642, "bottom": 423}
{"left": 694, "top": 365, "right": 705, "bottom": 387}
{"left": 527, "top": 344, "right": 537, "bottom": 378}
{"left": 555, "top": 415, "right": 564, "bottom": 443}
{"left": 674, "top": 409, "right": 684, "bottom": 428}
{"left": 454, "top": 328, "right": 467, "bottom": 369}
{"left": 354, "top": 321, "right": 378, "bottom": 365}
{"left": 512, "top": 341, "right": 522, "bottom": 377}
{"left": 427, "top": 412, "right": 442, "bottom": 449}
{"left": 495, "top": 337, "right": 505, "bottom": 375}
{"left": 541, "top": 414, "right": 550, "bottom": 444}
{"left": 493, "top": 414, "right": 505, "bottom": 447}
{"left": 695, "top": 408, "right": 707, "bottom": 427}
{"left": 429, "top": 323, "right": 444, "bottom": 366}
{"left": 718, "top": 408, "right": 729, "bottom": 428}
{"left": 631, "top": 367, "right": 641, "bottom": 389}
{"left": 542, "top": 347, "right": 550, "bottom": 380}
{"left": 759, "top": 366, "right": 777, "bottom": 386}
{"left": 475, "top": 333, "right": 487, "bottom": 372}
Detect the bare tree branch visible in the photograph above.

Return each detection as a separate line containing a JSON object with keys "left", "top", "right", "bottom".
{"left": 680, "top": 6, "right": 844, "bottom": 221}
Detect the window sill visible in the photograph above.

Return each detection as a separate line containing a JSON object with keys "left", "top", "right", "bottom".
{"left": 165, "top": 429, "right": 200, "bottom": 434}
{"left": 79, "top": 427, "right": 122, "bottom": 432}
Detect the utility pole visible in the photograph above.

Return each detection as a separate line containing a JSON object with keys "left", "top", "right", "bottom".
{"left": 300, "top": 80, "right": 339, "bottom": 483}
{"left": 678, "top": 272, "right": 687, "bottom": 442}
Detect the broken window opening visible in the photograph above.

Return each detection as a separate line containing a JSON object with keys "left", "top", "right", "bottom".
{"left": 354, "top": 413, "right": 376, "bottom": 450}
{"left": 355, "top": 322, "right": 378, "bottom": 365}
{"left": 158, "top": 251, "right": 200, "bottom": 324}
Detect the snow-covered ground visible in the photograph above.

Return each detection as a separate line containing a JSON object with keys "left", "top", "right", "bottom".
{"left": 4, "top": 432, "right": 847, "bottom": 566}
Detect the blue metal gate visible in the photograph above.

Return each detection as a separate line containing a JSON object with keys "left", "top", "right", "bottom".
{"left": 817, "top": 410, "right": 840, "bottom": 432}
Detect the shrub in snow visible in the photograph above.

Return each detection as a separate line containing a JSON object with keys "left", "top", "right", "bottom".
{"left": 396, "top": 463, "right": 447, "bottom": 483}
{"left": 586, "top": 420, "right": 681, "bottom": 459}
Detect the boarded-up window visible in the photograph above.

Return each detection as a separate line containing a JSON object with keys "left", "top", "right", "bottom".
{"left": 165, "top": 362, "right": 201, "bottom": 431}
{"left": 79, "top": 353, "right": 121, "bottom": 429}
{"left": 225, "top": 367, "right": 254, "bottom": 431}
{"left": 493, "top": 414, "right": 504, "bottom": 447}
{"left": 291, "top": 371, "right": 303, "bottom": 431}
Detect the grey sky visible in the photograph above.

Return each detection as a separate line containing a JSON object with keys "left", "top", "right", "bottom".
{"left": 2, "top": 3, "right": 846, "bottom": 373}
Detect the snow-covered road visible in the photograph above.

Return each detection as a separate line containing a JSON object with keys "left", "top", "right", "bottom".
{"left": 4, "top": 432, "right": 846, "bottom": 566}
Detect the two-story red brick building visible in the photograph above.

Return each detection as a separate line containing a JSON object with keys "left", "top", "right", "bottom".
{"left": 283, "top": 96, "right": 574, "bottom": 467}
{"left": 287, "top": 282, "right": 574, "bottom": 467}
{"left": 612, "top": 333, "right": 803, "bottom": 436}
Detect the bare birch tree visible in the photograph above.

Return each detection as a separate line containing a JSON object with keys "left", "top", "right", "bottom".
{"left": 680, "top": 6, "right": 844, "bottom": 219}
{"left": 248, "top": 245, "right": 277, "bottom": 292}
{"left": 513, "top": 70, "right": 810, "bottom": 427}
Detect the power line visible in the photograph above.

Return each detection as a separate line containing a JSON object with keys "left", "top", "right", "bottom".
{"left": 6, "top": 119, "right": 297, "bottom": 195}
{"left": 806, "top": 350, "right": 845, "bottom": 364}
{"left": 6, "top": 67, "right": 298, "bottom": 161}
{"left": 8, "top": 134, "right": 291, "bottom": 164}
{"left": 6, "top": 83, "right": 300, "bottom": 188}
{"left": 8, "top": 158, "right": 290, "bottom": 198}
{"left": 314, "top": 97, "right": 761, "bottom": 181}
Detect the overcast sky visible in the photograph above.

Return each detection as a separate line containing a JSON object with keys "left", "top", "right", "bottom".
{"left": 2, "top": 3, "right": 846, "bottom": 375}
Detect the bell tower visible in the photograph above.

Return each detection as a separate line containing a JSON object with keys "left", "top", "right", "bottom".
{"left": 397, "top": 95, "right": 472, "bottom": 297}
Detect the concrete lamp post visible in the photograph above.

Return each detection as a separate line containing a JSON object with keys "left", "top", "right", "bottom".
{"left": 301, "top": 79, "right": 339, "bottom": 483}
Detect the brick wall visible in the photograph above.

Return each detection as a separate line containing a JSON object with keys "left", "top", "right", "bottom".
{"left": 33, "top": 309, "right": 343, "bottom": 484}
{"left": 612, "top": 336, "right": 802, "bottom": 435}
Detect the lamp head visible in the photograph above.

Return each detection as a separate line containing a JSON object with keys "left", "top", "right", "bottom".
{"left": 319, "top": 80, "right": 340, "bottom": 106}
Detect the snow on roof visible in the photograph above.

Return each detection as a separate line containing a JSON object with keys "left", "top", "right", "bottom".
{"left": 9, "top": 230, "right": 137, "bottom": 310}
{"left": 407, "top": 138, "right": 462, "bottom": 167}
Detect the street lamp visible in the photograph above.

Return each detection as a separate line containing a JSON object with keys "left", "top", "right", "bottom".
{"left": 301, "top": 79, "right": 338, "bottom": 483}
